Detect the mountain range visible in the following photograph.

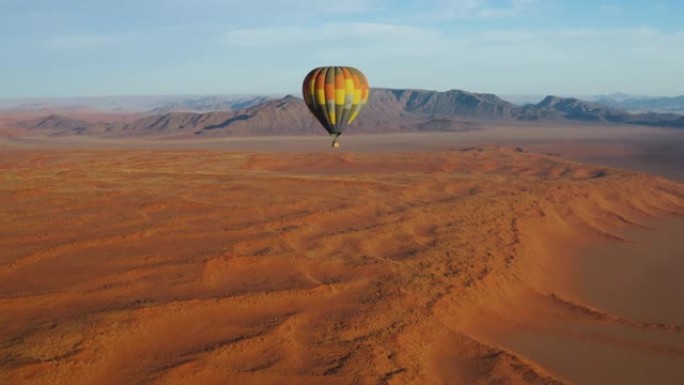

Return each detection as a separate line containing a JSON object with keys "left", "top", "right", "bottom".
{"left": 9, "top": 88, "right": 684, "bottom": 137}
{"left": 0, "top": 94, "right": 279, "bottom": 113}
{"left": 590, "top": 94, "right": 684, "bottom": 114}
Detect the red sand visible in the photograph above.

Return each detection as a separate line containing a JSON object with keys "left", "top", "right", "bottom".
{"left": 462, "top": 217, "right": 684, "bottom": 385}
{"left": 1, "top": 136, "right": 683, "bottom": 384}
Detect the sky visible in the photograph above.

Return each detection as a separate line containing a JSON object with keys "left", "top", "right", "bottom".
{"left": 1, "top": 0, "right": 683, "bottom": 99}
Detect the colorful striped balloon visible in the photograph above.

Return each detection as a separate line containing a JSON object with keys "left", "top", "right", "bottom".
{"left": 302, "top": 66, "right": 369, "bottom": 147}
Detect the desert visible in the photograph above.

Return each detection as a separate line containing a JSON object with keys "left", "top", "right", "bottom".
{"left": 3, "top": 2, "right": 684, "bottom": 382}
{"left": 1, "top": 120, "right": 683, "bottom": 384}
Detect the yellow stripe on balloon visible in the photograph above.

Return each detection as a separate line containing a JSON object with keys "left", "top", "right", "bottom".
{"left": 353, "top": 88, "right": 361, "bottom": 104}
{"left": 316, "top": 88, "right": 325, "bottom": 105}
{"left": 335, "top": 89, "right": 345, "bottom": 105}
{"left": 328, "top": 102, "right": 336, "bottom": 124}
{"left": 344, "top": 79, "right": 354, "bottom": 106}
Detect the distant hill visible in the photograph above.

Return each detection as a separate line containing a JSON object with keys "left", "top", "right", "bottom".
{"left": 0, "top": 94, "right": 282, "bottom": 113}
{"left": 148, "top": 95, "right": 275, "bottom": 113}
{"left": 13, "top": 114, "right": 94, "bottom": 135}
{"left": 532, "top": 96, "right": 684, "bottom": 127}
{"left": 370, "top": 89, "right": 518, "bottom": 118}
{"left": 118, "top": 96, "right": 322, "bottom": 137}
{"left": 590, "top": 94, "right": 684, "bottom": 114}
{"left": 10, "top": 88, "right": 684, "bottom": 137}
{"left": 531, "top": 96, "right": 627, "bottom": 121}
{"left": 89, "top": 90, "right": 489, "bottom": 138}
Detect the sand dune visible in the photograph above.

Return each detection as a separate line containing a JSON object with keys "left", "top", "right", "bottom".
{"left": 1, "top": 146, "right": 683, "bottom": 384}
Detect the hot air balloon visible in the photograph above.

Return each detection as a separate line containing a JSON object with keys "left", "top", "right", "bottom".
{"left": 302, "top": 66, "right": 369, "bottom": 148}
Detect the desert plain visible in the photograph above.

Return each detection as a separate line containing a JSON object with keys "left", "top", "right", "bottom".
{"left": 1, "top": 121, "right": 684, "bottom": 385}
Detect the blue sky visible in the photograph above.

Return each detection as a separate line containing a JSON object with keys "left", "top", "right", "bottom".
{"left": 1, "top": 0, "right": 682, "bottom": 98}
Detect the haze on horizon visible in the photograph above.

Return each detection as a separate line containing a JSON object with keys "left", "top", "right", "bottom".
{"left": 2, "top": 0, "right": 683, "bottom": 99}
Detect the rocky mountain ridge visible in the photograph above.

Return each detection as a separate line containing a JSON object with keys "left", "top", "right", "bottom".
{"left": 11, "top": 88, "right": 684, "bottom": 137}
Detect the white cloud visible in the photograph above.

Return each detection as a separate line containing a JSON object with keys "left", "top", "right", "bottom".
{"left": 599, "top": 4, "right": 622, "bottom": 13}
{"left": 44, "top": 32, "right": 133, "bottom": 49}
{"left": 224, "top": 22, "right": 439, "bottom": 48}
{"left": 47, "top": 20, "right": 684, "bottom": 95}
{"left": 477, "top": 29, "right": 536, "bottom": 43}
{"left": 8, "top": 0, "right": 684, "bottom": 98}
{"left": 165, "top": 0, "right": 380, "bottom": 17}
{"left": 433, "top": 0, "right": 487, "bottom": 19}
{"left": 220, "top": 22, "right": 684, "bottom": 94}
{"left": 425, "top": 0, "right": 539, "bottom": 20}
{"left": 436, "top": 27, "right": 684, "bottom": 94}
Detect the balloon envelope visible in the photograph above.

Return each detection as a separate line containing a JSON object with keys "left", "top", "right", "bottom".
{"left": 302, "top": 66, "right": 369, "bottom": 138}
